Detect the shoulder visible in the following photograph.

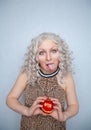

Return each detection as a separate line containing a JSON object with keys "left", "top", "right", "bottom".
{"left": 18, "top": 72, "right": 28, "bottom": 80}
{"left": 7, "top": 72, "right": 28, "bottom": 99}
{"left": 63, "top": 73, "right": 76, "bottom": 94}
{"left": 57, "top": 73, "right": 75, "bottom": 90}
{"left": 63, "top": 73, "right": 74, "bottom": 82}
{"left": 16, "top": 72, "right": 28, "bottom": 83}
{"left": 15, "top": 72, "right": 28, "bottom": 89}
{"left": 63, "top": 73, "right": 74, "bottom": 85}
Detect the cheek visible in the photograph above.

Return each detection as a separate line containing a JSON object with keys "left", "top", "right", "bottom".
{"left": 38, "top": 57, "right": 45, "bottom": 67}
{"left": 54, "top": 57, "right": 60, "bottom": 65}
{"left": 38, "top": 56, "right": 45, "bottom": 63}
{"left": 54, "top": 54, "right": 60, "bottom": 61}
{"left": 39, "top": 61, "right": 45, "bottom": 69}
{"left": 56, "top": 60, "right": 60, "bottom": 65}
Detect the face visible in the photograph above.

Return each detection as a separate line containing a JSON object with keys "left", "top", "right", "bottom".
{"left": 38, "top": 39, "right": 60, "bottom": 73}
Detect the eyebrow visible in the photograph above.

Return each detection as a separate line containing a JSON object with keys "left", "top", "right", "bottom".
{"left": 38, "top": 46, "right": 58, "bottom": 51}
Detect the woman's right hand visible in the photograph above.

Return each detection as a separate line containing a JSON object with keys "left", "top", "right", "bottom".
{"left": 26, "top": 96, "right": 47, "bottom": 117}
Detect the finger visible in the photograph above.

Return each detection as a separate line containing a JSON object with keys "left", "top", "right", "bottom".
{"left": 34, "top": 96, "right": 47, "bottom": 104}
{"left": 50, "top": 97, "right": 60, "bottom": 103}
{"left": 32, "top": 98, "right": 46, "bottom": 106}
{"left": 53, "top": 105, "right": 62, "bottom": 111}
{"left": 52, "top": 100, "right": 61, "bottom": 106}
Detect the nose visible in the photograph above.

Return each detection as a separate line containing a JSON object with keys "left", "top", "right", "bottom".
{"left": 46, "top": 52, "right": 51, "bottom": 61}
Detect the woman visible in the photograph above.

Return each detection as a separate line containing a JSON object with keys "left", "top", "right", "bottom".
{"left": 6, "top": 32, "right": 79, "bottom": 130}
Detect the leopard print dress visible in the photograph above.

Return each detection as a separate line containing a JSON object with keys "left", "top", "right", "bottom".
{"left": 20, "top": 76, "right": 66, "bottom": 130}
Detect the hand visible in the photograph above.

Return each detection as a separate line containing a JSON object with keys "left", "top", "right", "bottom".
{"left": 27, "top": 96, "right": 47, "bottom": 117}
{"left": 48, "top": 97, "right": 64, "bottom": 121}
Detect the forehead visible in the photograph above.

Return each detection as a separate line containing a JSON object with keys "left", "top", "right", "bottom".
{"left": 38, "top": 39, "right": 57, "bottom": 49}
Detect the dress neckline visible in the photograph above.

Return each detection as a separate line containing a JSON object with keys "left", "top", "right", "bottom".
{"left": 38, "top": 67, "right": 60, "bottom": 78}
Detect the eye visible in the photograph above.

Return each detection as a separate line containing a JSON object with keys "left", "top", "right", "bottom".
{"left": 39, "top": 51, "right": 45, "bottom": 55}
{"left": 51, "top": 49, "right": 58, "bottom": 53}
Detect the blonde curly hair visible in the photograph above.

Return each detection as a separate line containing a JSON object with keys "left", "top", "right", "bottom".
{"left": 21, "top": 32, "right": 73, "bottom": 86}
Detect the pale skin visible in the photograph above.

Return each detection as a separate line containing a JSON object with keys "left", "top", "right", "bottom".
{"left": 6, "top": 39, "right": 79, "bottom": 122}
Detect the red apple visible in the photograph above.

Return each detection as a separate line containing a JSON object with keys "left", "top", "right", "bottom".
{"left": 41, "top": 98, "right": 54, "bottom": 114}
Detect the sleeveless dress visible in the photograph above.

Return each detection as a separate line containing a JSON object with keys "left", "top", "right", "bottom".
{"left": 20, "top": 76, "right": 66, "bottom": 130}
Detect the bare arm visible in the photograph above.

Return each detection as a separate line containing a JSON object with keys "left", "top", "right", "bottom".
{"left": 63, "top": 73, "right": 79, "bottom": 121}
{"left": 6, "top": 73, "right": 47, "bottom": 117}
{"left": 6, "top": 73, "right": 29, "bottom": 116}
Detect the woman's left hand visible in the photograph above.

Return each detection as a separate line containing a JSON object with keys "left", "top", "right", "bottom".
{"left": 49, "top": 97, "right": 64, "bottom": 121}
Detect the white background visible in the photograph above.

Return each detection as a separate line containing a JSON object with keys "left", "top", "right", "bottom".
{"left": 0, "top": 0, "right": 91, "bottom": 130}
